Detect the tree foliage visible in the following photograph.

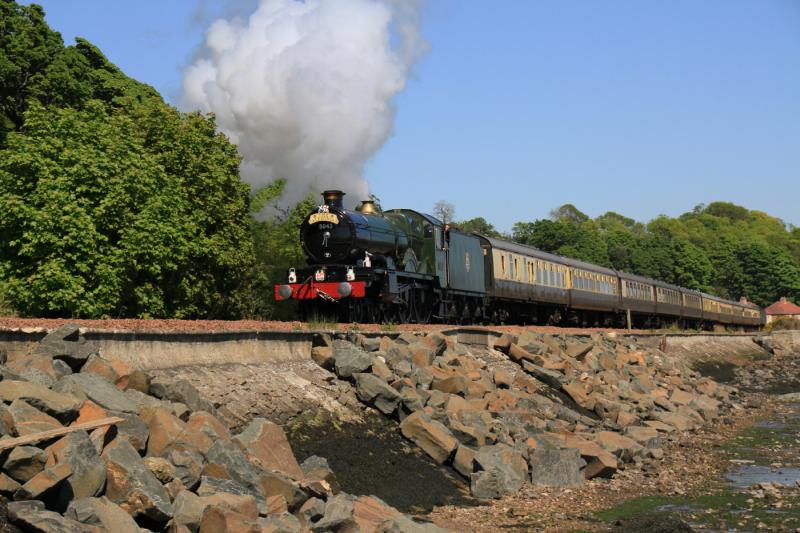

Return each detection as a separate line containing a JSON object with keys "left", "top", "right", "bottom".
{"left": 455, "top": 217, "right": 503, "bottom": 238}
{"left": 0, "top": 1, "right": 254, "bottom": 318}
{"left": 508, "top": 202, "right": 800, "bottom": 306}
{"left": 245, "top": 180, "right": 316, "bottom": 320}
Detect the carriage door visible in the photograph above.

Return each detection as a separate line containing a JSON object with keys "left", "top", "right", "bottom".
{"left": 434, "top": 226, "right": 448, "bottom": 287}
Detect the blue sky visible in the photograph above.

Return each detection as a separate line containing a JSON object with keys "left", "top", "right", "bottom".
{"left": 24, "top": 0, "right": 800, "bottom": 231}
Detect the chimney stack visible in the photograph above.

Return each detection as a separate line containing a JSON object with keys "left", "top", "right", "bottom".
{"left": 322, "top": 190, "right": 345, "bottom": 210}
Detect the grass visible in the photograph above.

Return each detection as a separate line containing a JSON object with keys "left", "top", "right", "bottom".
{"left": 596, "top": 489, "right": 800, "bottom": 531}
{"left": 306, "top": 314, "right": 338, "bottom": 331}
{"left": 286, "top": 411, "right": 344, "bottom": 441}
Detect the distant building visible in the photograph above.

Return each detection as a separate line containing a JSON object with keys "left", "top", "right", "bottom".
{"left": 765, "top": 297, "right": 800, "bottom": 323}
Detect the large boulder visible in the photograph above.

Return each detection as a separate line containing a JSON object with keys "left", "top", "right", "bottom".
{"left": 103, "top": 439, "right": 173, "bottom": 524}
{"left": 563, "top": 434, "right": 618, "bottom": 479}
{"left": 53, "top": 373, "right": 139, "bottom": 414}
{"left": 107, "top": 410, "right": 150, "bottom": 452}
{"left": 5, "top": 356, "right": 63, "bottom": 388}
{"left": 14, "top": 463, "right": 73, "bottom": 500}
{"left": 521, "top": 361, "right": 565, "bottom": 390}
{"left": 469, "top": 444, "right": 528, "bottom": 499}
{"left": 198, "top": 505, "right": 261, "bottom": 533}
{"left": 0, "top": 381, "right": 81, "bottom": 422}
{"left": 33, "top": 324, "right": 98, "bottom": 371}
{"left": 311, "top": 493, "right": 356, "bottom": 532}
{"left": 353, "top": 373, "right": 402, "bottom": 415}
{"left": 332, "top": 341, "right": 373, "bottom": 378}
{"left": 3, "top": 446, "right": 48, "bottom": 483}
{"left": 166, "top": 448, "right": 205, "bottom": 490}
{"left": 7, "top": 500, "right": 89, "bottom": 533}
{"left": 149, "top": 379, "right": 217, "bottom": 416}
{"left": 50, "top": 430, "right": 107, "bottom": 502}
{"left": 301, "top": 455, "right": 341, "bottom": 494}
{"left": 140, "top": 406, "right": 187, "bottom": 456}
{"left": 4, "top": 399, "right": 63, "bottom": 436}
{"left": 528, "top": 447, "right": 585, "bottom": 487}
{"left": 399, "top": 412, "right": 458, "bottom": 464}
{"left": 351, "top": 495, "right": 402, "bottom": 531}
{"left": 173, "top": 489, "right": 259, "bottom": 531}
{"left": 65, "top": 497, "right": 139, "bottom": 533}
{"left": 203, "top": 439, "right": 268, "bottom": 506}
{"left": 232, "top": 418, "right": 305, "bottom": 481}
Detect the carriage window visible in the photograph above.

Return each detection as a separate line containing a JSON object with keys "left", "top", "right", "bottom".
{"left": 500, "top": 255, "right": 506, "bottom": 277}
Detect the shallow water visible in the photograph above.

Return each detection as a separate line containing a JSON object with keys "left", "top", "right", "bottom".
{"left": 726, "top": 464, "right": 800, "bottom": 489}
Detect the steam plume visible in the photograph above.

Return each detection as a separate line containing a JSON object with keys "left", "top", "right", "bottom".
{"left": 182, "top": 0, "right": 427, "bottom": 211}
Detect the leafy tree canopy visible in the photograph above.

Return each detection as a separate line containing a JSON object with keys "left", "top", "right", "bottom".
{"left": 455, "top": 217, "right": 503, "bottom": 238}
{"left": 0, "top": 1, "right": 254, "bottom": 318}
{"left": 507, "top": 200, "right": 800, "bottom": 306}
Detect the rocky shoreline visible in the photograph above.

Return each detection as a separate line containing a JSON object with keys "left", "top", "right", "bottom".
{"left": 1, "top": 324, "right": 797, "bottom": 532}
{"left": 0, "top": 325, "right": 444, "bottom": 532}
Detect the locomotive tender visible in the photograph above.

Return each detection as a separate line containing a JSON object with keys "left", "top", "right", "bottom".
{"left": 274, "top": 190, "right": 765, "bottom": 328}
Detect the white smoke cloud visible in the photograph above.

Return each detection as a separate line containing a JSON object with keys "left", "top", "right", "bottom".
{"left": 182, "top": 0, "right": 427, "bottom": 212}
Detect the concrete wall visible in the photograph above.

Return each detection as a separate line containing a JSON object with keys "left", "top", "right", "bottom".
{"left": 0, "top": 325, "right": 773, "bottom": 371}
{"left": 0, "top": 328, "right": 315, "bottom": 370}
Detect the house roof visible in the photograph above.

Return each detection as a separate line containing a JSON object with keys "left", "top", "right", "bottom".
{"left": 765, "top": 297, "right": 800, "bottom": 316}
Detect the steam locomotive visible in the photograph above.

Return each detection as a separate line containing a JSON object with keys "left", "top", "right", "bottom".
{"left": 274, "top": 190, "right": 765, "bottom": 328}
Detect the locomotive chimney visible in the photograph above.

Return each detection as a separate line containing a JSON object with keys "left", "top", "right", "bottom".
{"left": 322, "top": 190, "right": 345, "bottom": 210}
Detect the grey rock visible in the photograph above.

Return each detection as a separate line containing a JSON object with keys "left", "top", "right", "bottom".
{"left": 521, "top": 361, "right": 565, "bottom": 390}
{"left": 411, "top": 367, "right": 434, "bottom": 390}
{"left": 311, "top": 493, "right": 355, "bottom": 532}
{"left": 107, "top": 410, "right": 149, "bottom": 452}
{"left": 204, "top": 439, "right": 263, "bottom": 496}
{"left": 8, "top": 500, "right": 89, "bottom": 533}
{"left": 382, "top": 515, "right": 449, "bottom": 532}
{"left": 0, "top": 380, "right": 81, "bottom": 422}
{"left": 14, "top": 366, "right": 56, "bottom": 388}
{"left": 52, "top": 358, "right": 73, "bottom": 379}
{"left": 172, "top": 490, "right": 204, "bottom": 530}
{"left": 64, "top": 497, "right": 139, "bottom": 533}
{"left": 353, "top": 373, "right": 402, "bottom": 415}
{"left": 196, "top": 475, "right": 267, "bottom": 514}
{"left": 53, "top": 373, "right": 139, "bottom": 413}
{"left": 165, "top": 447, "right": 204, "bottom": 490}
{"left": 3, "top": 446, "right": 47, "bottom": 483}
{"left": 332, "top": 340, "right": 373, "bottom": 378}
{"left": 300, "top": 455, "right": 340, "bottom": 494}
{"left": 196, "top": 475, "right": 254, "bottom": 498}
{"left": 103, "top": 439, "right": 173, "bottom": 524}
{"left": 149, "top": 378, "right": 217, "bottom": 416}
{"left": 529, "top": 447, "right": 585, "bottom": 487}
{"left": 361, "top": 337, "right": 382, "bottom": 352}
{"left": 123, "top": 388, "right": 163, "bottom": 411}
{"left": 34, "top": 324, "right": 98, "bottom": 371}
{"left": 469, "top": 444, "right": 528, "bottom": 499}
{"left": 297, "top": 497, "right": 326, "bottom": 525}
{"left": 55, "top": 431, "right": 106, "bottom": 504}
{"left": 260, "top": 513, "right": 304, "bottom": 532}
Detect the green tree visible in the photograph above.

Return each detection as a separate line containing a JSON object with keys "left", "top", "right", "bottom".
{"left": 0, "top": 0, "right": 64, "bottom": 143}
{"left": 513, "top": 219, "right": 610, "bottom": 266}
{"left": 245, "top": 181, "right": 316, "bottom": 319}
{"left": 0, "top": 99, "right": 253, "bottom": 318}
{"left": 456, "top": 217, "right": 502, "bottom": 238}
